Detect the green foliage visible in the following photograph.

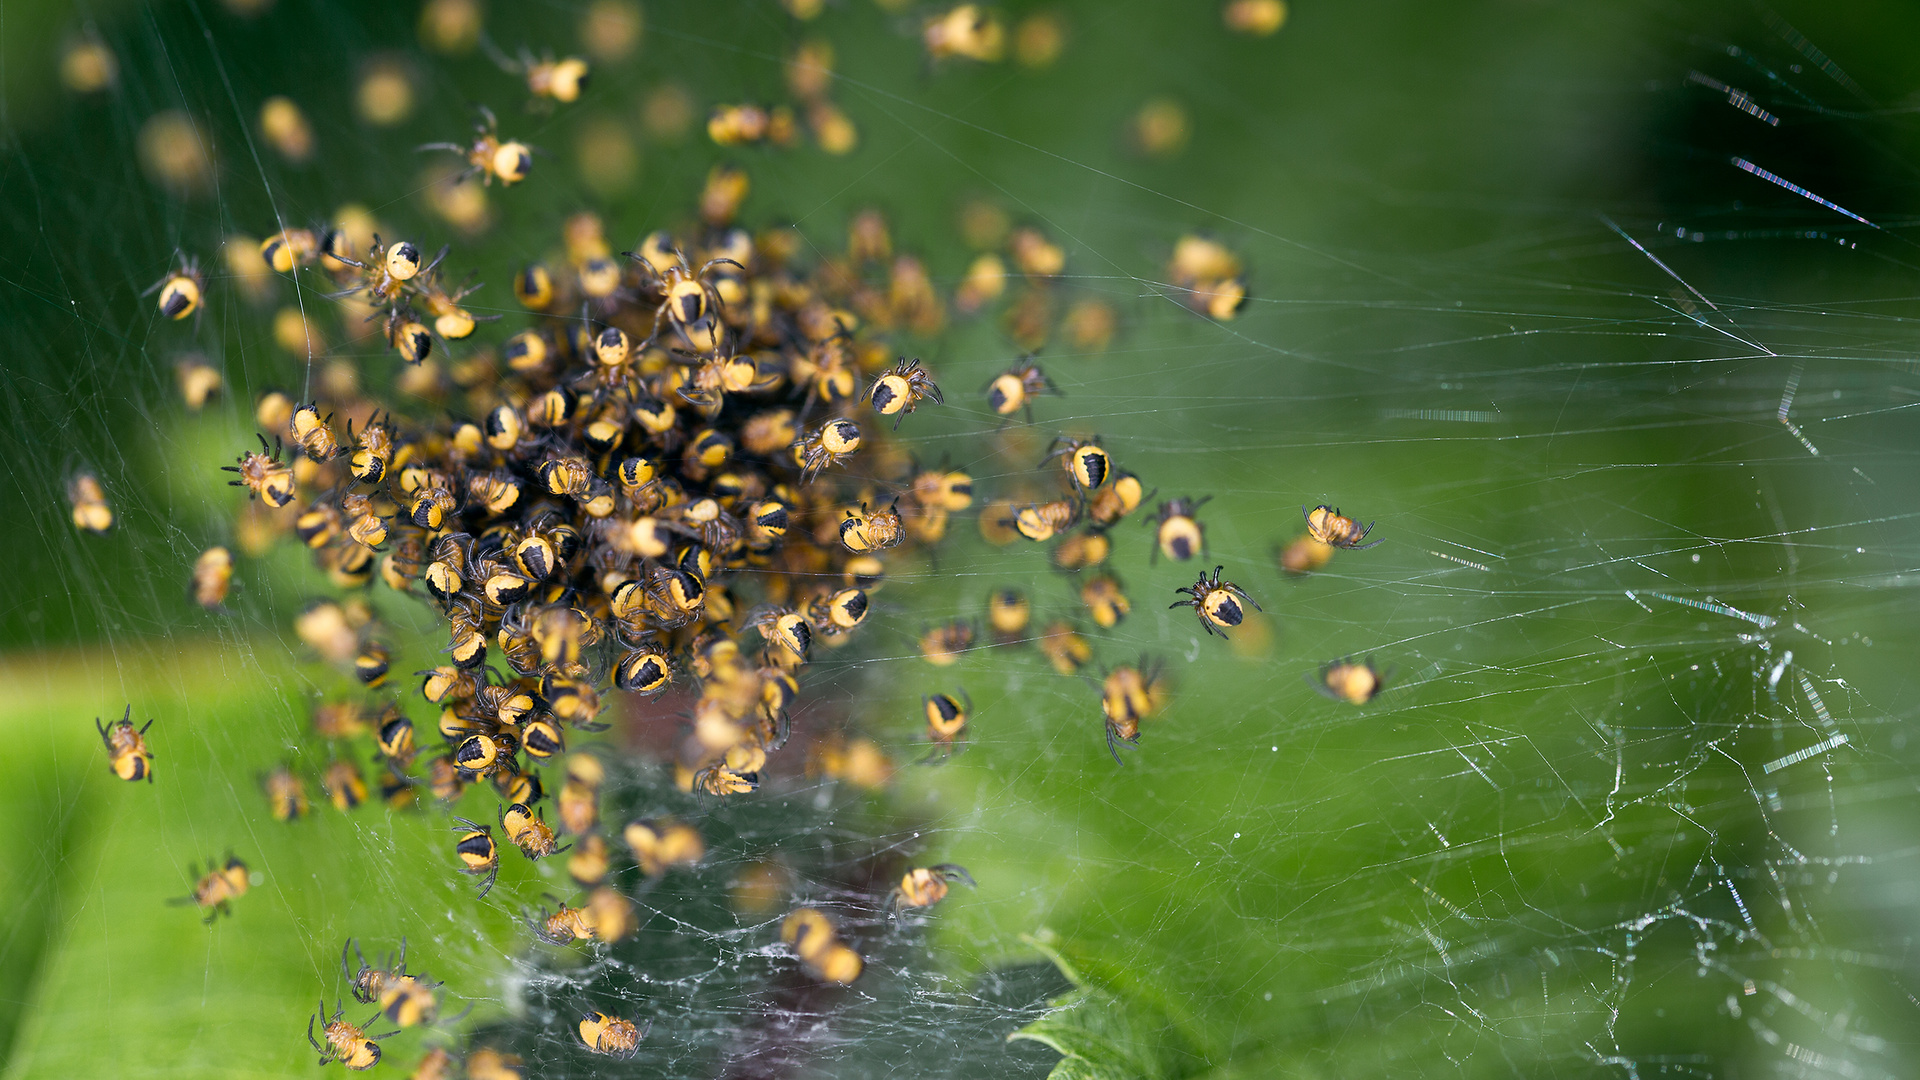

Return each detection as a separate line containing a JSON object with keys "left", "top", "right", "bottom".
{"left": 1010, "top": 935, "right": 1197, "bottom": 1080}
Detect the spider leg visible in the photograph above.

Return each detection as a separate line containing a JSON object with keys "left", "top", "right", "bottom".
{"left": 322, "top": 239, "right": 366, "bottom": 268}
{"left": 1105, "top": 720, "right": 1127, "bottom": 765}
{"left": 1307, "top": 670, "right": 1346, "bottom": 701}
{"left": 931, "top": 864, "right": 976, "bottom": 886}
{"left": 637, "top": 299, "right": 669, "bottom": 353}
{"left": 1346, "top": 523, "right": 1383, "bottom": 550}
{"left": 620, "top": 249, "right": 665, "bottom": 285}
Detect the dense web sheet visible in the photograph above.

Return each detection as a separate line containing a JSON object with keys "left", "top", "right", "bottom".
{"left": 1, "top": 2, "right": 1918, "bottom": 1079}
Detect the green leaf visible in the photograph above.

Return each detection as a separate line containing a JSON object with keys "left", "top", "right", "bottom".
{"left": 1046, "top": 1056, "right": 1128, "bottom": 1080}
{"left": 1012, "top": 987, "right": 1170, "bottom": 1080}
{"left": 1010, "top": 937, "right": 1198, "bottom": 1080}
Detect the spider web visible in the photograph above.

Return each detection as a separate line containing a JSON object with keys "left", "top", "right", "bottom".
{"left": 1, "top": 2, "right": 1918, "bottom": 1079}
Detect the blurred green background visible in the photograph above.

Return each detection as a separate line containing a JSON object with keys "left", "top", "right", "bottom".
{"left": 3, "top": 0, "right": 1919, "bottom": 1077}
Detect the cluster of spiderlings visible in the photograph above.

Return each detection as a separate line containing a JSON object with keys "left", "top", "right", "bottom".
{"left": 217, "top": 186, "right": 978, "bottom": 864}
{"left": 957, "top": 419, "right": 1179, "bottom": 761}
{"left": 251, "top": 221, "right": 477, "bottom": 364}
{"left": 958, "top": 408, "right": 1386, "bottom": 759}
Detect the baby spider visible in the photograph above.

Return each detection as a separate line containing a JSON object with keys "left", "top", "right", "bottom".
{"left": 924, "top": 4, "right": 1005, "bottom": 62}
{"left": 1170, "top": 565, "right": 1261, "bottom": 638}
{"left": 96, "top": 704, "right": 155, "bottom": 782}
{"left": 170, "top": 855, "right": 250, "bottom": 922}
{"left": 501, "top": 801, "right": 570, "bottom": 859}
{"left": 260, "top": 227, "right": 343, "bottom": 274}
{"left": 1044, "top": 435, "right": 1112, "bottom": 491}
{"left": 1277, "top": 531, "right": 1335, "bottom": 575}
{"left": 985, "top": 356, "right": 1058, "bottom": 421}
{"left": 921, "top": 689, "right": 970, "bottom": 760}
{"left": 889, "top": 864, "right": 975, "bottom": 912}
{"left": 862, "top": 357, "right": 944, "bottom": 429}
{"left": 529, "top": 897, "right": 596, "bottom": 944}
{"left": 678, "top": 353, "right": 762, "bottom": 410}
{"left": 417, "top": 272, "right": 494, "bottom": 342}
{"left": 328, "top": 234, "right": 447, "bottom": 342}
{"left": 223, "top": 434, "right": 297, "bottom": 508}
{"left": 692, "top": 744, "right": 764, "bottom": 796}
{"left": 342, "top": 939, "right": 440, "bottom": 1029}
{"left": 747, "top": 605, "right": 813, "bottom": 662}
{"left": 490, "top": 45, "right": 590, "bottom": 105}
{"left": 919, "top": 619, "right": 976, "bottom": 666}
{"left": 308, "top": 999, "right": 390, "bottom": 1071}
{"left": 795, "top": 325, "right": 861, "bottom": 410}
{"left": 1303, "top": 504, "right": 1381, "bottom": 550}
{"left": 191, "top": 545, "right": 233, "bottom": 610}
{"left": 1149, "top": 496, "right": 1210, "bottom": 563}
{"left": 579, "top": 1011, "right": 649, "bottom": 1059}
{"left": 624, "top": 818, "right": 706, "bottom": 877}
{"left": 1088, "top": 471, "right": 1147, "bottom": 529}
{"left": 289, "top": 402, "right": 342, "bottom": 463}
{"left": 1079, "top": 573, "right": 1130, "bottom": 629}
{"left": 614, "top": 646, "right": 673, "bottom": 695}
{"left": 988, "top": 588, "right": 1030, "bottom": 642}
{"left": 418, "top": 106, "right": 533, "bottom": 187}
{"left": 625, "top": 240, "right": 743, "bottom": 358}
{"left": 809, "top": 587, "right": 872, "bottom": 636}
{"left": 840, "top": 500, "right": 905, "bottom": 554}
{"left": 1100, "top": 660, "right": 1168, "bottom": 764}
{"left": 450, "top": 816, "right": 500, "bottom": 897}
{"left": 791, "top": 418, "right": 862, "bottom": 484}
{"left": 68, "top": 471, "right": 113, "bottom": 533}
{"left": 466, "top": 1047, "right": 527, "bottom": 1080}
{"left": 146, "top": 254, "right": 204, "bottom": 322}
{"left": 1007, "top": 498, "right": 1080, "bottom": 543}
{"left": 781, "top": 907, "right": 862, "bottom": 984}
{"left": 1313, "top": 657, "right": 1388, "bottom": 704}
